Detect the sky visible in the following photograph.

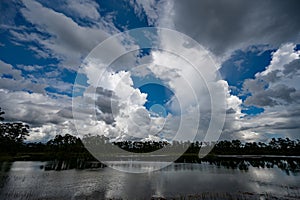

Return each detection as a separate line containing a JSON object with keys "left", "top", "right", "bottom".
{"left": 0, "top": 0, "right": 300, "bottom": 143}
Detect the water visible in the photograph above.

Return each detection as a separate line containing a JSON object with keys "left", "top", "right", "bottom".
{"left": 0, "top": 161, "right": 299, "bottom": 199}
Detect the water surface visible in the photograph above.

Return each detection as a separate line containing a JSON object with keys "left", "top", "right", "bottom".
{"left": 0, "top": 161, "right": 299, "bottom": 199}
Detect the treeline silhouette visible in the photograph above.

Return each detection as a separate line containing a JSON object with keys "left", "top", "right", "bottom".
{"left": 1, "top": 107, "right": 300, "bottom": 171}
{"left": 211, "top": 138, "right": 300, "bottom": 155}
{"left": 5, "top": 135, "right": 300, "bottom": 158}
{"left": 2, "top": 133, "right": 300, "bottom": 172}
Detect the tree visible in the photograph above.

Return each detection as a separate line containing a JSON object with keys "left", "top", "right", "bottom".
{"left": 0, "top": 122, "right": 29, "bottom": 144}
{"left": 232, "top": 140, "right": 242, "bottom": 149}
{"left": 0, "top": 107, "right": 30, "bottom": 154}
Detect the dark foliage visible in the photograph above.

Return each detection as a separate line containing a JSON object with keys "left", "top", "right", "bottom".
{"left": 0, "top": 108, "right": 29, "bottom": 155}
{"left": 1, "top": 107, "right": 300, "bottom": 172}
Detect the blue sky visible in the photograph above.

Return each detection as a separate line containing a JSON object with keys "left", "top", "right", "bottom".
{"left": 0, "top": 0, "right": 300, "bottom": 142}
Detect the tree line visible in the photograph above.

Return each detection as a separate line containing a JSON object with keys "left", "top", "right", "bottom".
{"left": 1, "top": 107, "right": 300, "bottom": 162}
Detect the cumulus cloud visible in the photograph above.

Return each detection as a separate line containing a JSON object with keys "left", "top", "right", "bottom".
{"left": 70, "top": 28, "right": 231, "bottom": 143}
{"left": 260, "top": 43, "right": 300, "bottom": 76}
{"left": 2, "top": 0, "right": 300, "bottom": 144}
{"left": 223, "top": 43, "right": 300, "bottom": 141}
{"left": 74, "top": 65, "right": 159, "bottom": 140}
{"left": 243, "top": 44, "right": 300, "bottom": 107}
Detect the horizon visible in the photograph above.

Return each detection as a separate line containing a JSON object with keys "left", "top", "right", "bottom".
{"left": 1, "top": 0, "right": 300, "bottom": 145}
{"left": 1, "top": 1, "right": 300, "bottom": 199}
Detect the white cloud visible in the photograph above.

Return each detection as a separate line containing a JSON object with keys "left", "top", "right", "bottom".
{"left": 260, "top": 43, "right": 300, "bottom": 76}
{"left": 0, "top": 60, "right": 22, "bottom": 80}
{"left": 3, "top": 0, "right": 300, "bottom": 144}
{"left": 14, "top": 0, "right": 119, "bottom": 68}
{"left": 224, "top": 43, "right": 300, "bottom": 141}
{"left": 71, "top": 28, "right": 233, "bottom": 143}
{"left": 0, "top": 88, "right": 76, "bottom": 141}
{"left": 0, "top": 60, "right": 46, "bottom": 93}
{"left": 245, "top": 44, "right": 300, "bottom": 107}
{"left": 17, "top": 64, "right": 43, "bottom": 72}
{"left": 64, "top": 0, "right": 100, "bottom": 20}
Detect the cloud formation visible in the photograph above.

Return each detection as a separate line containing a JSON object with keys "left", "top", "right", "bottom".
{"left": 11, "top": 0, "right": 119, "bottom": 68}
{"left": 222, "top": 43, "right": 300, "bottom": 141}
{"left": 1, "top": 0, "right": 300, "bottom": 143}
{"left": 131, "top": 0, "right": 300, "bottom": 58}
{"left": 0, "top": 60, "right": 46, "bottom": 93}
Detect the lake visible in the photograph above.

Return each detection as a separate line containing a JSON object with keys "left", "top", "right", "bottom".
{"left": 0, "top": 161, "right": 299, "bottom": 199}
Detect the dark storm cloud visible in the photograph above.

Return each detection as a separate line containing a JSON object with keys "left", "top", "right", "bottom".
{"left": 240, "top": 118, "right": 300, "bottom": 132}
{"left": 94, "top": 87, "right": 120, "bottom": 124}
{"left": 2, "top": 101, "right": 63, "bottom": 127}
{"left": 172, "top": 0, "right": 300, "bottom": 56}
{"left": 244, "top": 84, "right": 296, "bottom": 107}
{"left": 57, "top": 107, "right": 74, "bottom": 119}
{"left": 226, "top": 108, "right": 236, "bottom": 114}
{"left": 73, "top": 86, "right": 121, "bottom": 125}
{"left": 95, "top": 87, "right": 119, "bottom": 114}
{"left": 265, "top": 121, "right": 300, "bottom": 130}
{"left": 283, "top": 59, "right": 300, "bottom": 76}
{"left": 261, "top": 70, "right": 281, "bottom": 83}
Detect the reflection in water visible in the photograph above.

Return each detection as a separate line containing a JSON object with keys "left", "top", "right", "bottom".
{"left": 0, "top": 162, "right": 12, "bottom": 189}
{"left": 44, "top": 159, "right": 105, "bottom": 171}
{"left": 205, "top": 158, "right": 300, "bottom": 175}
{"left": 0, "top": 161, "right": 299, "bottom": 199}
{"left": 106, "top": 161, "right": 171, "bottom": 173}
